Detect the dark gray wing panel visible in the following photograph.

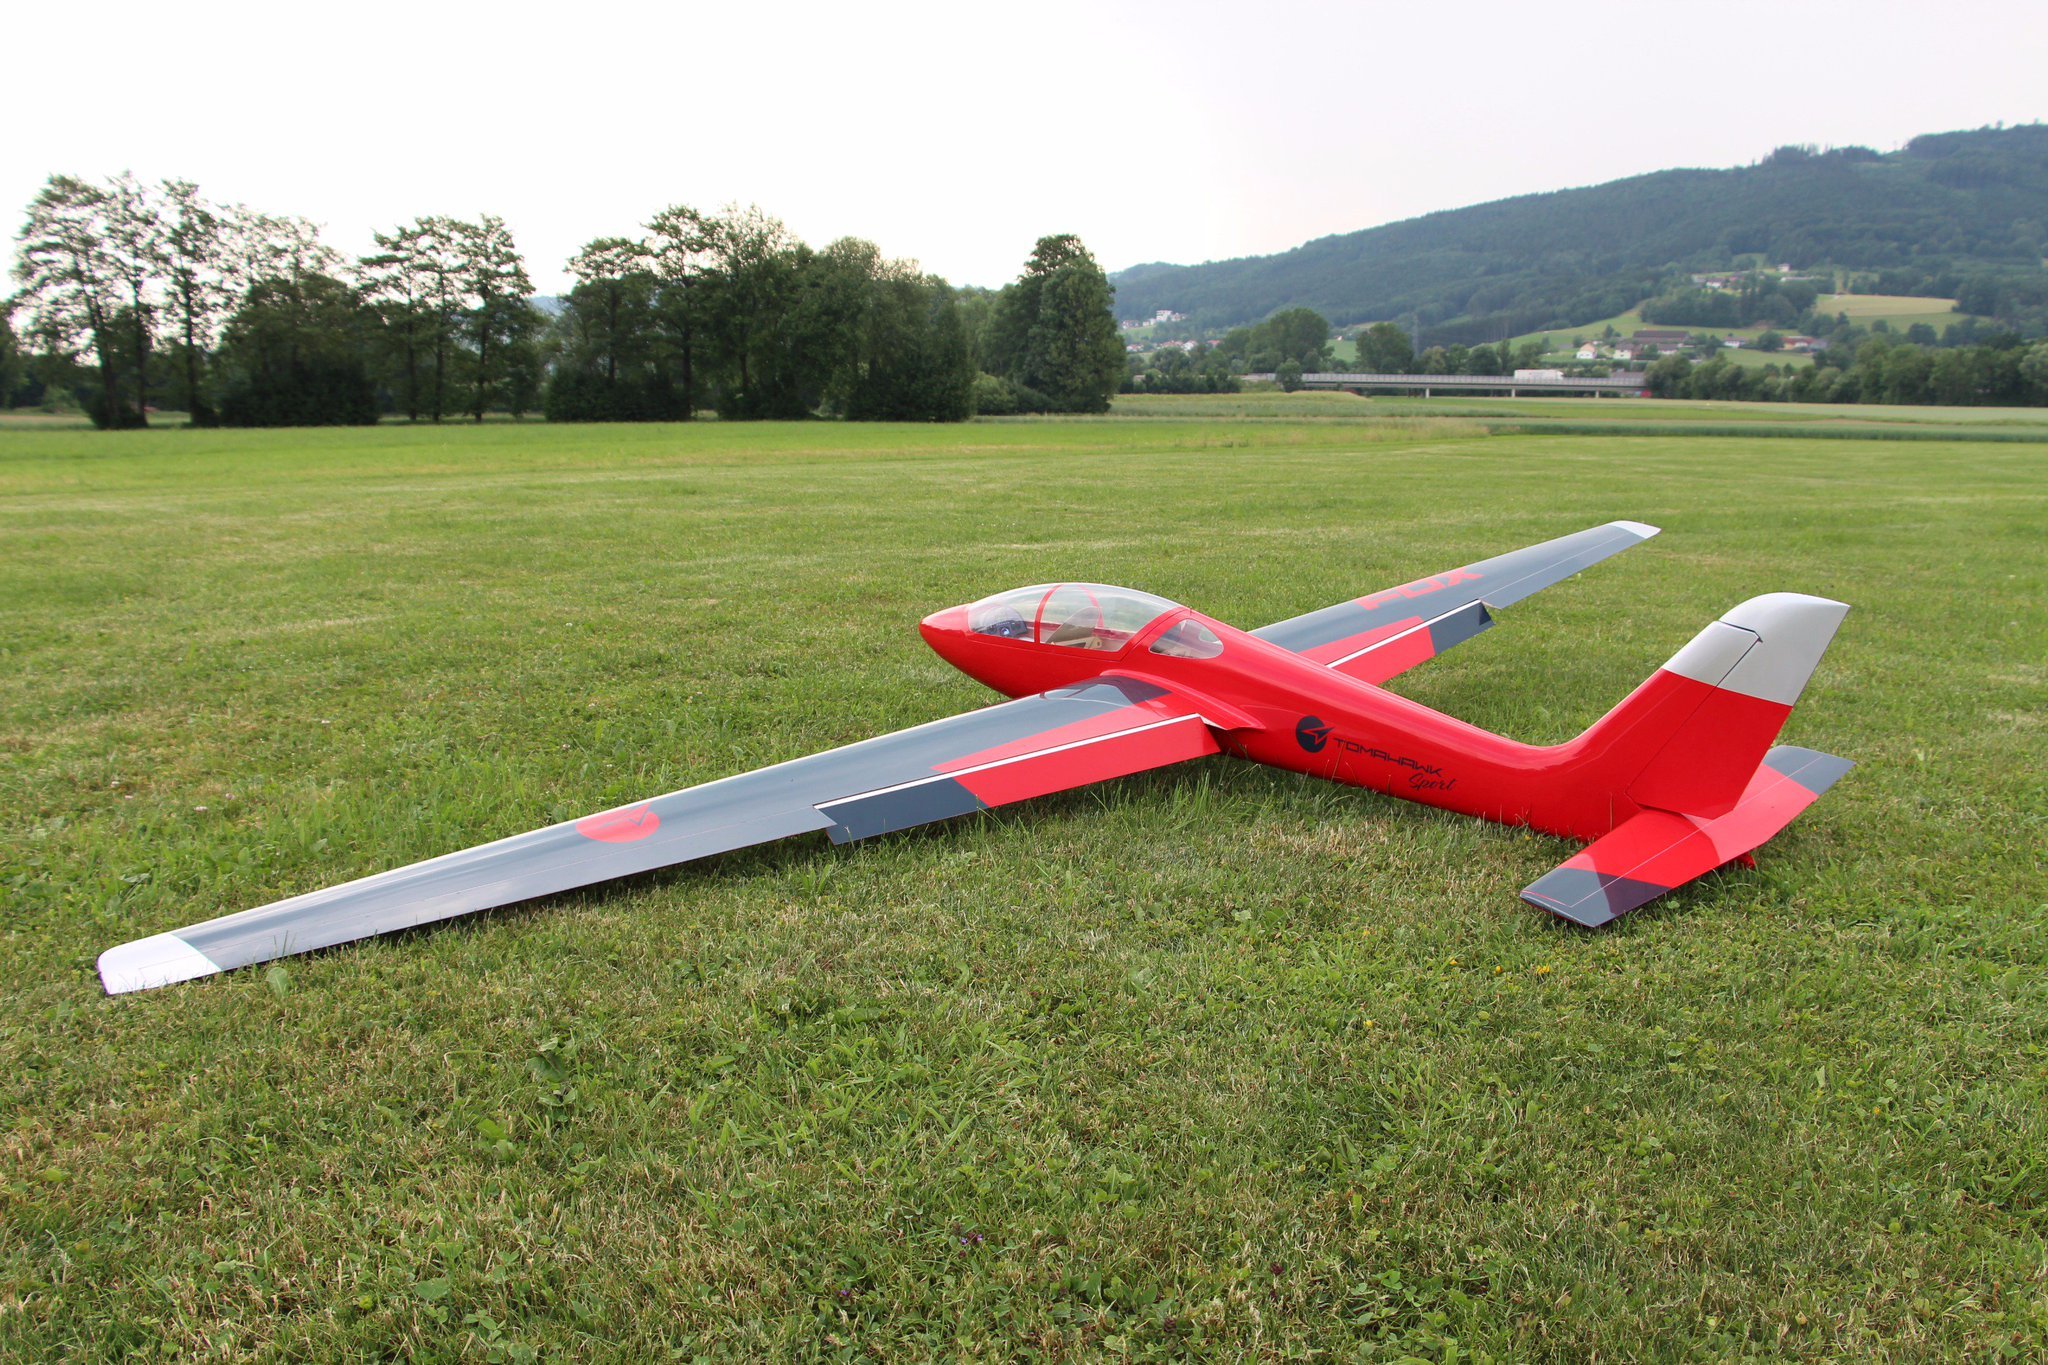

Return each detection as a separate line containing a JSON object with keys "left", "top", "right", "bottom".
{"left": 98, "top": 678, "right": 1189, "bottom": 993}
{"left": 1252, "top": 521, "right": 1658, "bottom": 658}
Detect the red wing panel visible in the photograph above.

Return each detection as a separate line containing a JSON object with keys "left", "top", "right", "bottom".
{"left": 1522, "top": 745, "right": 1853, "bottom": 927}
{"left": 821, "top": 696, "right": 1222, "bottom": 840}
{"left": 948, "top": 715, "right": 1217, "bottom": 807}
{"left": 1311, "top": 600, "right": 1495, "bottom": 686}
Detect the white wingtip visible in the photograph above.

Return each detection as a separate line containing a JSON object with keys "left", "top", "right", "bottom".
{"left": 98, "top": 932, "right": 222, "bottom": 995}
{"left": 1610, "top": 520, "right": 1660, "bottom": 540}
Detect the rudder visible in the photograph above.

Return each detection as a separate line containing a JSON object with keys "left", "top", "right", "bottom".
{"left": 1566, "top": 593, "right": 1849, "bottom": 822}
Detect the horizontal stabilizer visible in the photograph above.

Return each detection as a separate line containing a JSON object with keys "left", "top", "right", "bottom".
{"left": 1522, "top": 746, "right": 1852, "bottom": 928}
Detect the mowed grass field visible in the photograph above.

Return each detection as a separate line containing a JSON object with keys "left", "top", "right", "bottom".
{"left": 3, "top": 406, "right": 2045, "bottom": 1361}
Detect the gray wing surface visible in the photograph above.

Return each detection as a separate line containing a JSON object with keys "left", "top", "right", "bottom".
{"left": 1251, "top": 521, "right": 1659, "bottom": 668}
{"left": 98, "top": 677, "right": 1218, "bottom": 994}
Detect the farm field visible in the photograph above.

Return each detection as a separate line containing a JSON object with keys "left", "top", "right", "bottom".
{"left": 1815, "top": 292, "right": 1972, "bottom": 331}
{"left": 3, "top": 410, "right": 2045, "bottom": 1360}
{"left": 1498, "top": 294, "right": 1980, "bottom": 360}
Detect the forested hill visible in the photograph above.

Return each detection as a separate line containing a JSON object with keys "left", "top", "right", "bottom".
{"left": 1111, "top": 124, "right": 2048, "bottom": 344}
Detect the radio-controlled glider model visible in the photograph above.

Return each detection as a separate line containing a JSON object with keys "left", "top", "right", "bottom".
{"left": 99, "top": 523, "right": 1852, "bottom": 994}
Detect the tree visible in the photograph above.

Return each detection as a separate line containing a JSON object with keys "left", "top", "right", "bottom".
{"left": 646, "top": 204, "right": 715, "bottom": 418}
{"left": 216, "top": 270, "right": 377, "bottom": 426}
{"left": 1253, "top": 308, "right": 1332, "bottom": 370}
{"left": 455, "top": 216, "right": 535, "bottom": 421}
{"left": 0, "top": 310, "right": 23, "bottom": 407}
{"left": 1355, "top": 321, "right": 1413, "bottom": 372}
{"left": 696, "top": 205, "right": 806, "bottom": 418}
{"left": 358, "top": 222, "right": 435, "bottom": 420}
{"left": 986, "top": 234, "right": 1123, "bottom": 413}
{"left": 156, "top": 179, "right": 236, "bottom": 424}
{"left": 546, "top": 235, "right": 679, "bottom": 422}
{"left": 565, "top": 237, "right": 653, "bottom": 385}
{"left": 416, "top": 217, "right": 473, "bottom": 422}
{"left": 1644, "top": 353, "right": 1693, "bottom": 398}
{"left": 98, "top": 172, "right": 165, "bottom": 423}
{"left": 11, "top": 175, "right": 140, "bottom": 427}
{"left": 833, "top": 253, "right": 974, "bottom": 422}
{"left": 2020, "top": 341, "right": 2048, "bottom": 404}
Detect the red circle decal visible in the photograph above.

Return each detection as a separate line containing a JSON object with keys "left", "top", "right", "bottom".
{"left": 576, "top": 803, "right": 661, "bottom": 843}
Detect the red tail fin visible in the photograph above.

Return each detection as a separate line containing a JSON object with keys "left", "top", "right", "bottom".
{"left": 1571, "top": 593, "right": 1850, "bottom": 819}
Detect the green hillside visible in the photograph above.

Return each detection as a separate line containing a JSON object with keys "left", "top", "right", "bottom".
{"left": 1112, "top": 125, "right": 2048, "bottom": 344}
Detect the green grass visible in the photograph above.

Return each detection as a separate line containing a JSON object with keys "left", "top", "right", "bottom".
{"left": 3, "top": 413, "right": 2046, "bottom": 1360}
{"left": 1105, "top": 392, "right": 2048, "bottom": 441}
{"left": 1814, "top": 293, "right": 1970, "bottom": 332}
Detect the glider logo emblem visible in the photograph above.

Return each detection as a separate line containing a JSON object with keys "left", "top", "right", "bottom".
{"left": 1296, "top": 716, "right": 1332, "bottom": 753}
{"left": 1361, "top": 568, "right": 1482, "bottom": 611}
{"left": 576, "top": 803, "right": 661, "bottom": 843}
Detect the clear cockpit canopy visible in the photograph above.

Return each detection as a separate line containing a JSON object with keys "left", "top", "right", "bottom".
{"left": 965, "top": 583, "right": 1180, "bottom": 651}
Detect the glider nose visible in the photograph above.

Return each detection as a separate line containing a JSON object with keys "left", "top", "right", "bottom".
{"left": 919, "top": 605, "right": 970, "bottom": 660}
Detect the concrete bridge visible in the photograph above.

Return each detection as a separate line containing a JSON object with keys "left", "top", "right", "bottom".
{"left": 1246, "top": 372, "right": 1650, "bottom": 397}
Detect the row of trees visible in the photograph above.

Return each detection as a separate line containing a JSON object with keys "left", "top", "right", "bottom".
{"left": 6, "top": 173, "right": 1127, "bottom": 426}
{"left": 1121, "top": 309, "right": 1580, "bottom": 395}
{"left": 1639, "top": 275, "right": 1825, "bottom": 329}
{"left": 7, "top": 174, "right": 547, "bottom": 427}
{"left": 1644, "top": 334, "right": 2048, "bottom": 406}
{"left": 546, "top": 223, "right": 1122, "bottom": 422}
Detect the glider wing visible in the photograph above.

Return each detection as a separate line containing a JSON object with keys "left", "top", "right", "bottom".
{"left": 1252, "top": 521, "right": 1659, "bottom": 684}
{"left": 98, "top": 676, "right": 1224, "bottom": 994}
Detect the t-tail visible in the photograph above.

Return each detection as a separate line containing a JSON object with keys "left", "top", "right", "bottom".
{"left": 1525, "top": 593, "right": 1853, "bottom": 928}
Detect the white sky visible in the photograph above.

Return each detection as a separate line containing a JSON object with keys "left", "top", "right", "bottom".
{"left": 7, "top": 0, "right": 2046, "bottom": 296}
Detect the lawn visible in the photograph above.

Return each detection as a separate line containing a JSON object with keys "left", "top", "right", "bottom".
{"left": 3, "top": 410, "right": 2045, "bottom": 1360}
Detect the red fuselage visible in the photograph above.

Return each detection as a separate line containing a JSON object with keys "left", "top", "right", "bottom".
{"left": 920, "top": 602, "right": 1734, "bottom": 844}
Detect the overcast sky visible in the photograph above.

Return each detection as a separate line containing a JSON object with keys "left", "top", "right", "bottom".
{"left": 8, "top": 0, "right": 2046, "bottom": 295}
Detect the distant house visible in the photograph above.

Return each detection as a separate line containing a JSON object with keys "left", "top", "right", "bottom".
{"left": 1722, "top": 336, "right": 1745, "bottom": 349}
{"left": 1782, "top": 335, "right": 1819, "bottom": 352}
{"left": 1575, "top": 341, "right": 1600, "bottom": 360}
{"left": 1631, "top": 329, "right": 1691, "bottom": 349}
{"left": 1612, "top": 343, "right": 1642, "bottom": 361}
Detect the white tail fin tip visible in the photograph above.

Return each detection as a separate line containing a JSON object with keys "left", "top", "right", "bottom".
{"left": 1664, "top": 593, "right": 1849, "bottom": 707}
